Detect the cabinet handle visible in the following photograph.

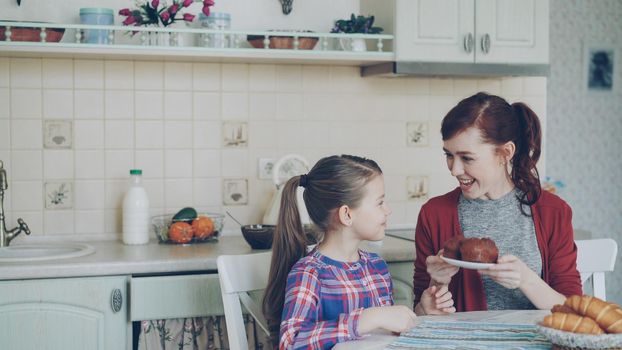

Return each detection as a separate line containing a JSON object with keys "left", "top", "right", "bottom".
{"left": 481, "top": 33, "right": 491, "bottom": 54}
{"left": 111, "top": 288, "right": 123, "bottom": 313}
{"left": 463, "top": 33, "right": 474, "bottom": 53}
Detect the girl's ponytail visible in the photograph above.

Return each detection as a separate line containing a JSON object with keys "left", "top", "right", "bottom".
{"left": 263, "top": 175, "right": 307, "bottom": 345}
{"left": 511, "top": 102, "right": 542, "bottom": 208}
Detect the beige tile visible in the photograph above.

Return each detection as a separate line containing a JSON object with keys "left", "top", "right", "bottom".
{"left": 164, "top": 91, "right": 192, "bottom": 119}
{"left": 44, "top": 150, "right": 73, "bottom": 179}
{"left": 192, "top": 121, "right": 221, "bottom": 149}
{"left": 75, "top": 150, "right": 105, "bottom": 178}
{"left": 11, "top": 88, "right": 42, "bottom": 119}
{"left": 104, "top": 208, "right": 121, "bottom": 234}
{"left": 75, "top": 210, "right": 105, "bottom": 234}
{"left": 74, "top": 180, "right": 105, "bottom": 210}
{"left": 193, "top": 149, "right": 221, "bottom": 177}
{"left": 193, "top": 178, "right": 221, "bottom": 207}
{"left": 523, "top": 77, "right": 547, "bottom": 96}
{"left": 249, "top": 64, "right": 276, "bottom": 92}
{"left": 275, "top": 93, "right": 302, "bottom": 120}
{"left": 135, "top": 90, "right": 163, "bottom": 119}
{"left": 302, "top": 66, "right": 329, "bottom": 92}
{"left": 453, "top": 78, "right": 479, "bottom": 97}
{"left": 429, "top": 78, "right": 454, "bottom": 96}
{"left": 164, "top": 178, "right": 193, "bottom": 208}
{"left": 74, "top": 90, "right": 104, "bottom": 119}
{"left": 134, "top": 61, "right": 163, "bottom": 90}
{"left": 43, "top": 89, "right": 73, "bottom": 119}
{"left": 0, "top": 88, "right": 9, "bottom": 118}
{"left": 74, "top": 120, "right": 104, "bottom": 149}
{"left": 249, "top": 92, "right": 277, "bottom": 120}
{"left": 135, "top": 150, "right": 164, "bottom": 178}
{"left": 164, "top": 149, "right": 193, "bottom": 178}
{"left": 11, "top": 120, "right": 42, "bottom": 149}
{"left": 222, "top": 63, "right": 248, "bottom": 91}
{"left": 276, "top": 65, "right": 302, "bottom": 92}
{"left": 0, "top": 57, "right": 8, "bottom": 87}
{"left": 193, "top": 92, "right": 221, "bottom": 120}
{"left": 11, "top": 181, "right": 42, "bottom": 211}
{"left": 9, "top": 211, "right": 42, "bottom": 237}
{"left": 10, "top": 58, "right": 42, "bottom": 88}
{"left": 477, "top": 78, "right": 502, "bottom": 95}
{"left": 136, "top": 121, "right": 164, "bottom": 149}
{"left": 74, "top": 60, "right": 104, "bottom": 89}
{"left": 43, "top": 59, "right": 73, "bottom": 88}
{"left": 143, "top": 179, "right": 164, "bottom": 208}
{"left": 222, "top": 92, "right": 249, "bottom": 120}
{"left": 105, "top": 150, "right": 133, "bottom": 179}
{"left": 165, "top": 62, "right": 193, "bottom": 90}
{"left": 11, "top": 150, "right": 42, "bottom": 180}
{"left": 192, "top": 63, "right": 221, "bottom": 91}
{"left": 104, "top": 180, "right": 126, "bottom": 209}
{"left": 0, "top": 120, "right": 10, "bottom": 149}
{"left": 105, "top": 60, "right": 134, "bottom": 89}
{"left": 221, "top": 149, "right": 248, "bottom": 177}
{"left": 501, "top": 77, "right": 524, "bottom": 95}
{"left": 105, "top": 120, "right": 134, "bottom": 149}
{"left": 164, "top": 121, "right": 193, "bottom": 148}
{"left": 44, "top": 211, "right": 74, "bottom": 235}
{"left": 105, "top": 90, "right": 134, "bottom": 119}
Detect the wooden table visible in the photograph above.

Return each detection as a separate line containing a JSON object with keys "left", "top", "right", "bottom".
{"left": 333, "top": 309, "right": 550, "bottom": 350}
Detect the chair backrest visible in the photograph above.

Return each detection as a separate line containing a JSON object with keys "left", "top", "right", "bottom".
{"left": 575, "top": 239, "right": 617, "bottom": 300}
{"left": 217, "top": 252, "right": 272, "bottom": 350}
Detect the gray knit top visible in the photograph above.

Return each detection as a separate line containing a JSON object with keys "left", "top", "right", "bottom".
{"left": 458, "top": 189, "right": 542, "bottom": 310}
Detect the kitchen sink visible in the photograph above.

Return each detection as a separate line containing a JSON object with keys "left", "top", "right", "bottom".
{"left": 0, "top": 243, "right": 95, "bottom": 262}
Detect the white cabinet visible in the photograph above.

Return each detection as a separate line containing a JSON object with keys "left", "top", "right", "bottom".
{"left": 0, "top": 276, "right": 129, "bottom": 350}
{"left": 368, "top": 0, "right": 548, "bottom": 65}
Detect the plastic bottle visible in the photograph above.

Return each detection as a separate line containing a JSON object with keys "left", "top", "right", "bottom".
{"left": 122, "top": 169, "right": 150, "bottom": 245}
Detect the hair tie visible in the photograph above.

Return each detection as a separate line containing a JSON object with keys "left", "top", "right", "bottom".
{"left": 299, "top": 174, "right": 309, "bottom": 188}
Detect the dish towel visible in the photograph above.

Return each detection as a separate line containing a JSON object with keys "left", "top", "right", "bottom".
{"left": 386, "top": 320, "right": 552, "bottom": 349}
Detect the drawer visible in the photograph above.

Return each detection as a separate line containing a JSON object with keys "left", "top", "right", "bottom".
{"left": 130, "top": 274, "right": 223, "bottom": 321}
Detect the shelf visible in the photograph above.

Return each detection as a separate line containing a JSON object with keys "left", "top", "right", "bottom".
{"left": 0, "top": 22, "right": 395, "bottom": 66}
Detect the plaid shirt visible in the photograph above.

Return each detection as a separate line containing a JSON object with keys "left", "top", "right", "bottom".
{"left": 279, "top": 249, "right": 394, "bottom": 350}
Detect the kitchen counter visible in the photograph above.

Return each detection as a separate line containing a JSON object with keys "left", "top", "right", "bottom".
{"left": 0, "top": 235, "right": 415, "bottom": 280}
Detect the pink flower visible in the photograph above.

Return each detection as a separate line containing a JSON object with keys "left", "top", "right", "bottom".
{"left": 202, "top": 5, "right": 211, "bottom": 16}
{"left": 151, "top": 0, "right": 159, "bottom": 9}
{"left": 183, "top": 13, "right": 195, "bottom": 21}
{"left": 118, "top": 8, "right": 131, "bottom": 16}
{"left": 182, "top": 0, "right": 193, "bottom": 7}
{"left": 160, "top": 11, "right": 170, "bottom": 22}
{"left": 168, "top": 4, "right": 180, "bottom": 15}
{"left": 203, "top": 0, "right": 215, "bottom": 6}
{"left": 122, "top": 16, "right": 137, "bottom": 25}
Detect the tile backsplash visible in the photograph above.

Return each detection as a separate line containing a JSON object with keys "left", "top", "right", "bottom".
{"left": 0, "top": 57, "right": 547, "bottom": 240}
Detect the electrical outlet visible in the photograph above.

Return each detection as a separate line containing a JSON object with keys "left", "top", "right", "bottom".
{"left": 258, "top": 158, "right": 275, "bottom": 180}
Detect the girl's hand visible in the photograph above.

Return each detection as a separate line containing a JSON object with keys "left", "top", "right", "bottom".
{"left": 479, "top": 254, "right": 528, "bottom": 289}
{"left": 426, "top": 249, "right": 460, "bottom": 285}
{"left": 358, "top": 305, "right": 418, "bottom": 334}
{"left": 417, "top": 284, "right": 456, "bottom": 315}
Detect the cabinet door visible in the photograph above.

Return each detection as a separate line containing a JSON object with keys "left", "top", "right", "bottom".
{"left": 475, "top": 0, "right": 549, "bottom": 64}
{"left": 395, "top": 0, "right": 475, "bottom": 62}
{"left": 0, "top": 276, "right": 128, "bottom": 350}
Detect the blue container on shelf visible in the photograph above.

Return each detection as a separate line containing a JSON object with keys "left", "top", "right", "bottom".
{"left": 79, "top": 8, "right": 114, "bottom": 44}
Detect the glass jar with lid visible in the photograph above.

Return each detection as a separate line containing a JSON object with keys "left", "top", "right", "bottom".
{"left": 199, "top": 12, "right": 231, "bottom": 48}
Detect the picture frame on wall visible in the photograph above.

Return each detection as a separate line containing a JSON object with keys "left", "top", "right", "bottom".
{"left": 584, "top": 44, "right": 616, "bottom": 93}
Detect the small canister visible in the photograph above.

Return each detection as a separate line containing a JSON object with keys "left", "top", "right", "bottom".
{"left": 79, "top": 8, "right": 114, "bottom": 44}
{"left": 199, "top": 12, "right": 231, "bottom": 48}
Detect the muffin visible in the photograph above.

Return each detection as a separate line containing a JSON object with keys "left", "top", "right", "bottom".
{"left": 442, "top": 235, "right": 465, "bottom": 260}
{"left": 459, "top": 237, "right": 499, "bottom": 263}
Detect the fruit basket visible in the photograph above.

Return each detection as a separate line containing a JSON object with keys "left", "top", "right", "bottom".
{"left": 151, "top": 211, "right": 224, "bottom": 244}
{"left": 0, "top": 22, "right": 65, "bottom": 42}
{"left": 247, "top": 30, "right": 318, "bottom": 50}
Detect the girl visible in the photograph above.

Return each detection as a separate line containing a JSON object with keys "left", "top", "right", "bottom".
{"left": 414, "top": 92, "right": 582, "bottom": 312}
{"left": 263, "top": 155, "right": 454, "bottom": 350}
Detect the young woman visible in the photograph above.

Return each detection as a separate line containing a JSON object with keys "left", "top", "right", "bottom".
{"left": 414, "top": 92, "right": 582, "bottom": 313}
{"left": 263, "top": 155, "right": 455, "bottom": 350}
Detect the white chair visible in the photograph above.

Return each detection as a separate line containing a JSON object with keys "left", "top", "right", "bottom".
{"left": 217, "top": 252, "right": 272, "bottom": 350}
{"left": 575, "top": 238, "right": 618, "bottom": 300}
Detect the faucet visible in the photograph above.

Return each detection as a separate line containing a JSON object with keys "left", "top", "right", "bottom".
{"left": 0, "top": 160, "right": 31, "bottom": 247}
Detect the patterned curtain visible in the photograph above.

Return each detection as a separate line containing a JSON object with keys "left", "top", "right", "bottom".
{"left": 138, "top": 315, "right": 272, "bottom": 350}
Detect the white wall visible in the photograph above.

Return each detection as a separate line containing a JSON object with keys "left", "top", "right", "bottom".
{"left": 1, "top": 0, "right": 360, "bottom": 31}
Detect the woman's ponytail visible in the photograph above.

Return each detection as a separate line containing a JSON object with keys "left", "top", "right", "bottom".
{"left": 511, "top": 102, "right": 542, "bottom": 208}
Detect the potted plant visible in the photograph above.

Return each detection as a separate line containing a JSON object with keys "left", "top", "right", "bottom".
{"left": 331, "top": 14, "right": 383, "bottom": 52}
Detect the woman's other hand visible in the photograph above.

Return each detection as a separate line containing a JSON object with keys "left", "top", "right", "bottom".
{"left": 426, "top": 249, "right": 460, "bottom": 285}
{"left": 358, "top": 305, "right": 418, "bottom": 334}
{"left": 417, "top": 284, "right": 456, "bottom": 315}
{"left": 479, "top": 254, "right": 528, "bottom": 289}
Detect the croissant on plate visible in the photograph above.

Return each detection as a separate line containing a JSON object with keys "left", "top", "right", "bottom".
{"left": 551, "top": 304, "right": 578, "bottom": 315}
{"left": 541, "top": 312, "right": 604, "bottom": 334}
{"left": 564, "top": 295, "right": 622, "bottom": 334}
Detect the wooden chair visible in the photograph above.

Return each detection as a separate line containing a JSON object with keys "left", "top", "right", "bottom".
{"left": 575, "top": 239, "right": 618, "bottom": 300}
{"left": 217, "top": 252, "right": 272, "bottom": 350}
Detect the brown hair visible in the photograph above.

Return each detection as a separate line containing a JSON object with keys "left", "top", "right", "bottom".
{"left": 262, "top": 154, "right": 382, "bottom": 345}
{"left": 440, "top": 92, "right": 542, "bottom": 211}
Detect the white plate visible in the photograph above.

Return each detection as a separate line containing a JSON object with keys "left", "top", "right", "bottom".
{"left": 441, "top": 256, "right": 495, "bottom": 270}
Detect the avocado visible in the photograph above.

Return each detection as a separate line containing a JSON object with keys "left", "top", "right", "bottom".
{"left": 172, "top": 207, "right": 198, "bottom": 223}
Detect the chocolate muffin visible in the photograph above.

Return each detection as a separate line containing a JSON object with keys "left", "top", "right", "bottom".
{"left": 459, "top": 237, "right": 499, "bottom": 263}
{"left": 442, "top": 235, "right": 465, "bottom": 260}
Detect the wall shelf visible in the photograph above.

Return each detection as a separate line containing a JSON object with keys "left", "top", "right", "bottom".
{"left": 0, "top": 22, "right": 395, "bottom": 66}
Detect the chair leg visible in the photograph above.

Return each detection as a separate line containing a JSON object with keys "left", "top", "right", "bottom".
{"left": 592, "top": 272, "right": 607, "bottom": 301}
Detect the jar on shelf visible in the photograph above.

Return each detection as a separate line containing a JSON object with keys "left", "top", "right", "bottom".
{"left": 79, "top": 8, "right": 114, "bottom": 44}
{"left": 199, "top": 12, "right": 231, "bottom": 48}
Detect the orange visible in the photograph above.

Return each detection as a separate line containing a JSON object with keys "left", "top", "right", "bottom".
{"left": 168, "top": 221, "right": 194, "bottom": 244}
{"left": 192, "top": 216, "right": 215, "bottom": 239}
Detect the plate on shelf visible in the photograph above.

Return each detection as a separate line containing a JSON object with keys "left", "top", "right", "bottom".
{"left": 441, "top": 256, "right": 495, "bottom": 270}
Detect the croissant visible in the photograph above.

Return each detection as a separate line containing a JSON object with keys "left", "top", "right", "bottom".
{"left": 564, "top": 295, "right": 622, "bottom": 334}
{"left": 551, "top": 304, "right": 578, "bottom": 315}
{"left": 542, "top": 312, "right": 604, "bottom": 334}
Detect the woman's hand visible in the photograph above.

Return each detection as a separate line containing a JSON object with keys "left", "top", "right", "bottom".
{"left": 426, "top": 249, "right": 460, "bottom": 285}
{"left": 358, "top": 305, "right": 418, "bottom": 334}
{"left": 416, "top": 284, "right": 456, "bottom": 315}
{"left": 479, "top": 254, "right": 528, "bottom": 289}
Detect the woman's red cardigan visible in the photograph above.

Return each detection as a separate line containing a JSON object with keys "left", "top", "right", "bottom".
{"left": 413, "top": 187, "right": 582, "bottom": 311}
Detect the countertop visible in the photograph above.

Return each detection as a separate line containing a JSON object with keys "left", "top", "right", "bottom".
{"left": 0, "top": 235, "right": 415, "bottom": 281}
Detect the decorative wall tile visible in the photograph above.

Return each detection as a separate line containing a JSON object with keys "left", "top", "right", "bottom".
{"left": 406, "top": 175, "right": 429, "bottom": 201}
{"left": 44, "top": 181, "right": 73, "bottom": 209}
{"left": 222, "top": 121, "right": 248, "bottom": 147}
{"left": 43, "top": 120, "right": 72, "bottom": 149}
{"left": 406, "top": 121, "right": 429, "bottom": 147}
{"left": 222, "top": 178, "right": 248, "bottom": 205}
